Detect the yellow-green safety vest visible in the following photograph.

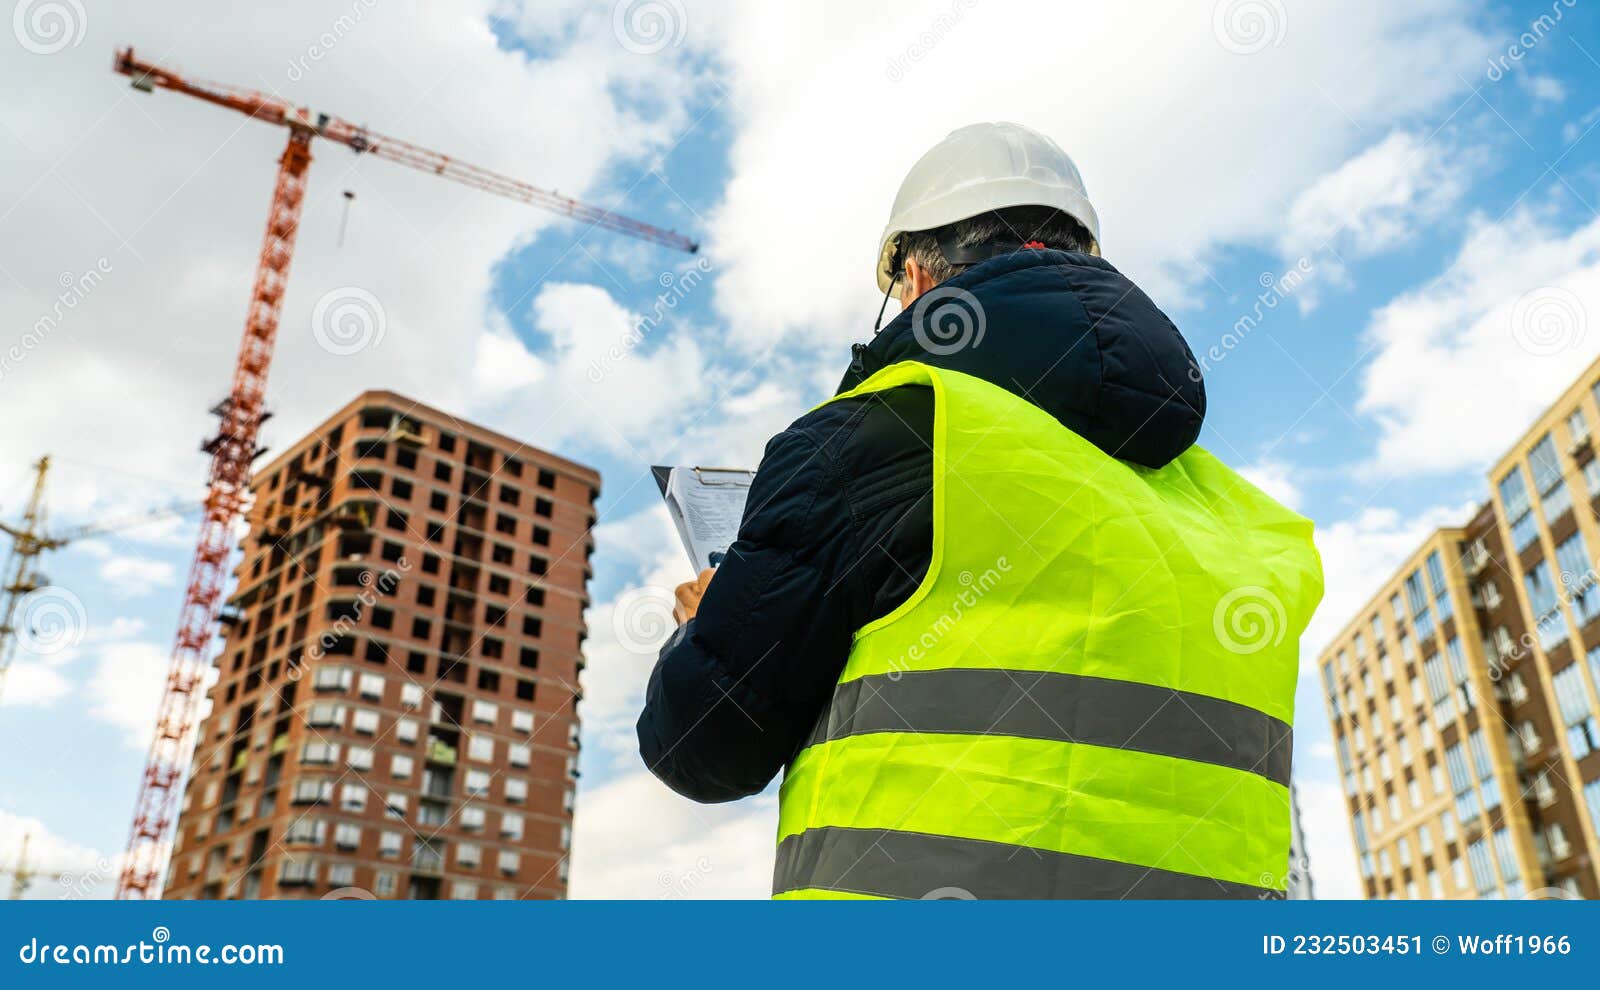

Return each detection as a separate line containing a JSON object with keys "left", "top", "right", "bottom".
{"left": 774, "top": 362, "right": 1323, "bottom": 899}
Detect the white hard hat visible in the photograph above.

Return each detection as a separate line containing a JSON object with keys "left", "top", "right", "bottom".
{"left": 875, "top": 121, "right": 1100, "bottom": 291}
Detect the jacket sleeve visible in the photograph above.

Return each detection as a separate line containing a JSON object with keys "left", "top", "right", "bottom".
{"left": 636, "top": 419, "right": 864, "bottom": 803}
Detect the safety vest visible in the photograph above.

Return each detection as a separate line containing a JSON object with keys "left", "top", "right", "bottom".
{"left": 774, "top": 362, "right": 1323, "bottom": 899}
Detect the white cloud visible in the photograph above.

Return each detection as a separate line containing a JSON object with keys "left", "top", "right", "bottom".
{"left": 569, "top": 769, "right": 775, "bottom": 898}
{"left": 1296, "top": 778, "right": 1362, "bottom": 899}
{"left": 1, "top": 662, "right": 72, "bottom": 707}
{"left": 1300, "top": 501, "right": 1474, "bottom": 665}
{"left": 1277, "top": 130, "right": 1473, "bottom": 308}
{"left": 84, "top": 641, "right": 173, "bottom": 749}
{"left": 692, "top": 0, "right": 1495, "bottom": 349}
{"left": 0, "top": 810, "right": 119, "bottom": 900}
{"left": 1240, "top": 458, "right": 1304, "bottom": 511}
{"left": 1357, "top": 206, "right": 1600, "bottom": 477}
{"left": 0, "top": 0, "right": 702, "bottom": 530}
{"left": 1520, "top": 73, "right": 1565, "bottom": 104}
{"left": 71, "top": 539, "right": 177, "bottom": 593}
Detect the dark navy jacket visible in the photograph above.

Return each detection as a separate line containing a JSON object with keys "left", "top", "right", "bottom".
{"left": 637, "top": 249, "right": 1206, "bottom": 802}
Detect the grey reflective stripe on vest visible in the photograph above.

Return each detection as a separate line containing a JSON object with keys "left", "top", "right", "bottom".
{"left": 806, "top": 668, "right": 1292, "bottom": 787}
{"left": 775, "top": 826, "right": 1282, "bottom": 900}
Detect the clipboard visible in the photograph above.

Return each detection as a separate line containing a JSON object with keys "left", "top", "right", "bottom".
{"left": 652, "top": 465, "right": 755, "bottom": 570}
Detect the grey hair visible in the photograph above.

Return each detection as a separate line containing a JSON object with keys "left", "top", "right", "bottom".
{"left": 899, "top": 205, "right": 1095, "bottom": 286}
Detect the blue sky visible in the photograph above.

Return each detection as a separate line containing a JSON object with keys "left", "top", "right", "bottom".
{"left": 2, "top": 0, "right": 1600, "bottom": 898}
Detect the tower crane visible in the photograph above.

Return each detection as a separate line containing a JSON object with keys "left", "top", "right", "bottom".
{"left": 0, "top": 455, "right": 194, "bottom": 707}
{"left": 109, "top": 47, "right": 699, "bottom": 899}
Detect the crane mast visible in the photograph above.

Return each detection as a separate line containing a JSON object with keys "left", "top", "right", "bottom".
{"left": 110, "top": 47, "right": 696, "bottom": 899}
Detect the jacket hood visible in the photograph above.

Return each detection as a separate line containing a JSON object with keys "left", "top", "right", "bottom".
{"left": 838, "top": 249, "right": 1205, "bottom": 469}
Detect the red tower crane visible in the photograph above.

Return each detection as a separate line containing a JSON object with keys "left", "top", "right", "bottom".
{"left": 110, "top": 47, "right": 697, "bottom": 899}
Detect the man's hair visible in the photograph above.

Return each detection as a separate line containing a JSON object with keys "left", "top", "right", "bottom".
{"left": 899, "top": 205, "right": 1095, "bottom": 286}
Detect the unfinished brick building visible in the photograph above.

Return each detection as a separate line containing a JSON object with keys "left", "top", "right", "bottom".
{"left": 162, "top": 390, "right": 598, "bottom": 899}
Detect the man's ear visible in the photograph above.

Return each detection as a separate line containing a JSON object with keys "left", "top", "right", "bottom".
{"left": 901, "top": 256, "right": 936, "bottom": 305}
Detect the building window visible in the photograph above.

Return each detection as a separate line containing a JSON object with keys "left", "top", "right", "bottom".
{"left": 1553, "top": 664, "right": 1599, "bottom": 757}
{"left": 1403, "top": 569, "right": 1434, "bottom": 642}
{"left": 375, "top": 870, "right": 396, "bottom": 896}
{"left": 358, "top": 672, "right": 386, "bottom": 700}
{"left": 1466, "top": 839, "right": 1496, "bottom": 895}
{"left": 1555, "top": 531, "right": 1600, "bottom": 625}
{"left": 497, "top": 850, "right": 520, "bottom": 875}
{"left": 1524, "top": 560, "right": 1570, "bottom": 649}
{"left": 391, "top": 754, "right": 415, "bottom": 779}
{"left": 379, "top": 831, "right": 403, "bottom": 858}
{"left": 301, "top": 741, "right": 339, "bottom": 765}
{"left": 1528, "top": 434, "right": 1571, "bottom": 523}
{"left": 335, "top": 822, "right": 362, "bottom": 851}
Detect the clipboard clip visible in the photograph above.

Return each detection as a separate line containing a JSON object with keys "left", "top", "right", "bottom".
{"left": 692, "top": 466, "right": 756, "bottom": 486}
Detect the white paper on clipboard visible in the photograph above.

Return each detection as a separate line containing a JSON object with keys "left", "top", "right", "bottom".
{"left": 652, "top": 465, "right": 755, "bottom": 571}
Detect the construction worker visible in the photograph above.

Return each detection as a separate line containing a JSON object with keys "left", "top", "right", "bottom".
{"left": 638, "top": 122, "right": 1323, "bottom": 899}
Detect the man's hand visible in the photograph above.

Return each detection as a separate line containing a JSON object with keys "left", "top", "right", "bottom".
{"left": 673, "top": 568, "right": 717, "bottom": 625}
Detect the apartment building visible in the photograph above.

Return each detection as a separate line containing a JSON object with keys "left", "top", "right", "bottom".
{"left": 162, "top": 390, "right": 599, "bottom": 900}
{"left": 1318, "top": 356, "right": 1600, "bottom": 899}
